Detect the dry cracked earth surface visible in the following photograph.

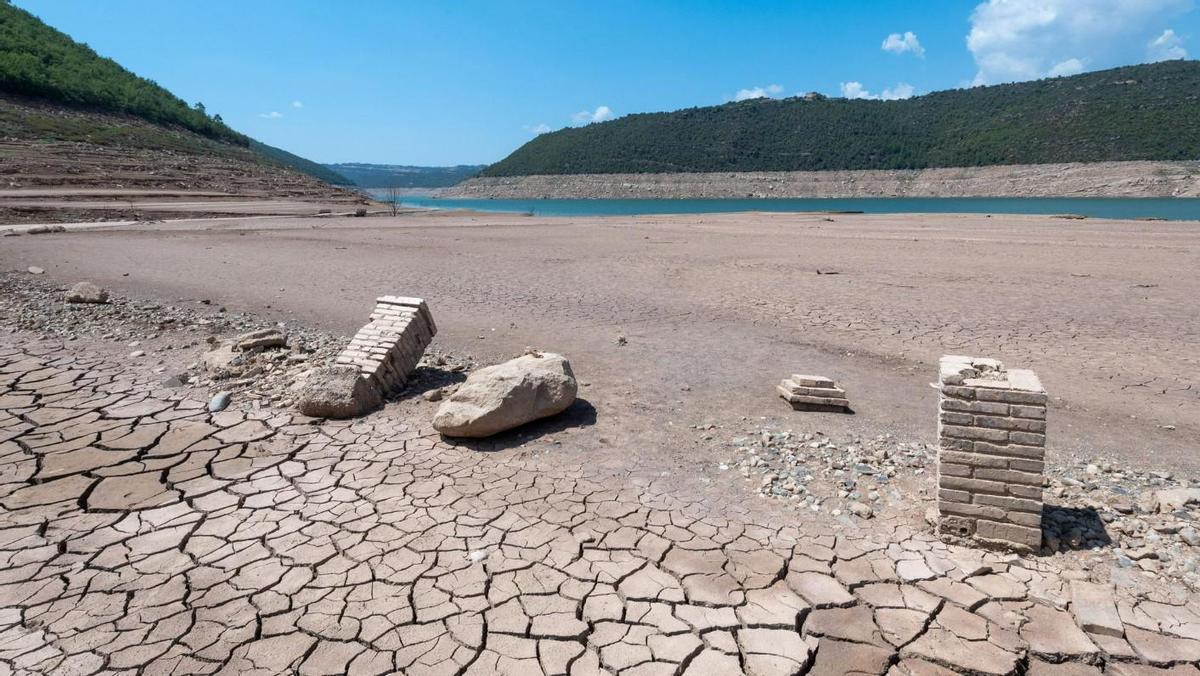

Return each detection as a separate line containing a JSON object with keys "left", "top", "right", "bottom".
{"left": 3, "top": 331, "right": 1200, "bottom": 676}
{"left": 0, "top": 300, "right": 1198, "bottom": 674}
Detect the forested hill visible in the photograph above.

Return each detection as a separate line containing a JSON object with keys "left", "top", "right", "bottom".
{"left": 0, "top": 1, "right": 244, "bottom": 144}
{"left": 482, "top": 61, "right": 1200, "bottom": 177}
{"left": 0, "top": 1, "right": 345, "bottom": 185}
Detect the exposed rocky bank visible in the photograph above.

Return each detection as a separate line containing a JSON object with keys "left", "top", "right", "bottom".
{"left": 446, "top": 161, "right": 1200, "bottom": 199}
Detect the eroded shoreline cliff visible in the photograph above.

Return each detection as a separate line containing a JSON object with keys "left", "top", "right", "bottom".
{"left": 445, "top": 161, "right": 1200, "bottom": 199}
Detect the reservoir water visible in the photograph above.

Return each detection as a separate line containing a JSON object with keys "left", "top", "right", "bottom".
{"left": 388, "top": 196, "right": 1200, "bottom": 221}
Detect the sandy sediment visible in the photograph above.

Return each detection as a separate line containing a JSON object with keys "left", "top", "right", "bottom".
{"left": 445, "top": 160, "right": 1200, "bottom": 199}
{"left": 2, "top": 210, "right": 1196, "bottom": 473}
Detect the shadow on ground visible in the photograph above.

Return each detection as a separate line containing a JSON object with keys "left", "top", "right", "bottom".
{"left": 1041, "top": 503, "right": 1113, "bottom": 553}
{"left": 396, "top": 366, "right": 468, "bottom": 399}
{"left": 441, "top": 398, "right": 598, "bottom": 452}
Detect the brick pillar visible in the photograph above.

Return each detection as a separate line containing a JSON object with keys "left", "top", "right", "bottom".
{"left": 937, "top": 356, "right": 1046, "bottom": 552}
{"left": 335, "top": 296, "right": 436, "bottom": 394}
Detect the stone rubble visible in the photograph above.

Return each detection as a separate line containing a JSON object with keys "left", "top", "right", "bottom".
{"left": 0, "top": 271, "right": 470, "bottom": 412}
{"left": 723, "top": 426, "right": 933, "bottom": 522}
{"left": 718, "top": 422, "right": 1200, "bottom": 591}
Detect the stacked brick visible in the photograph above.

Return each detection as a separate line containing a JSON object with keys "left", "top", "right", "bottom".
{"left": 777, "top": 374, "right": 851, "bottom": 411}
{"left": 334, "top": 296, "right": 437, "bottom": 394}
{"left": 937, "top": 355, "right": 1046, "bottom": 552}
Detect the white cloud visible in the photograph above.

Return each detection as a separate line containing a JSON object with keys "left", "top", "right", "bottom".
{"left": 732, "top": 83, "right": 784, "bottom": 101}
{"left": 1048, "top": 57, "right": 1085, "bottom": 76}
{"left": 883, "top": 83, "right": 916, "bottom": 99}
{"left": 882, "top": 31, "right": 925, "bottom": 57}
{"left": 258, "top": 111, "right": 283, "bottom": 119}
{"left": 291, "top": 100, "right": 304, "bottom": 108}
{"left": 571, "top": 105, "right": 614, "bottom": 124}
{"left": 967, "top": 0, "right": 1194, "bottom": 85}
{"left": 840, "top": 81, "right": 916, "bottom": 100}
{"left": 1148, "top": 28, "right": 1189, "bottom": 60}
{"left": 524, "top": 123, "right": 552, "bottom": 134}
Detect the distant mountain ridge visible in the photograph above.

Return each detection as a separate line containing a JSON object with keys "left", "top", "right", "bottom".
{"left": 325, "top": 164, "right": 485, "bottom": 188}
{"left": 0, "top": 1, "right": 346, "bottom": 186}
{"left": 483, "top": 61, "right": 1200, "bottom": 177}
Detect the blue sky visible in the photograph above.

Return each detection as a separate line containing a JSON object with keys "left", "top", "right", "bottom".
{"left": 15, "top": 0, "right": 1199, "bottom": 166}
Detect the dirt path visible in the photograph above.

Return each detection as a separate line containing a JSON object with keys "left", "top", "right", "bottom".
{"left": 1, "top": 210, "right": 1197, "bottom": 471}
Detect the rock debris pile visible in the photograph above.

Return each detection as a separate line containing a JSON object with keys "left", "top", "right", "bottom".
{"left": 1043, "top": 460, "right": 1200, "bottom": 587}
{"left": 720, "top": 424, "right": 1200, "bottom": 590}
{"left": 723, "top": 427, "right": 934, "bottom": 522}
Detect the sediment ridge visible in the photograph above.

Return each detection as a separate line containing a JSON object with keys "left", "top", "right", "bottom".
{"left": 446, "top": 161, "right": 1200, "bottom": 199}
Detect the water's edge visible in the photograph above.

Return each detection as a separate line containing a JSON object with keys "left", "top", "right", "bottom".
{"left": 381, "top": 195, "right": 1200, "bottom": 221}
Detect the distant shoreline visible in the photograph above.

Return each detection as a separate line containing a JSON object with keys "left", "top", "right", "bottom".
{"left": 444, "top": 160, "right": 1200, "bottom": 200}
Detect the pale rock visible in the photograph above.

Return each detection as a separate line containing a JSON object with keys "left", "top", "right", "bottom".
{"left": 296, "top": 365, "right": 382, "bottom": 419}
{"left": 202, "top": 344, "right": 239, "bottom": 372}
{"left": 64, "top": 282, "right": 109, "bottom": 304}
{"left": 1153, "top": 487, "right": 1200, "bottom": 513}
{"left": 432, "top": 352, "right": 577, "bottom": 438}
{"left": 235, "top": 328, "right": 287, "bottom": 351}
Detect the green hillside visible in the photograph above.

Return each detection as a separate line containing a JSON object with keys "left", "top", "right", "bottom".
{"left": 325, "top": 163, "right": 485, "bottom": 188}
{"left": 252, "top": 141, "right": 349, "bottom": 185}
{"left": 0, "top": 1, "right": 340, "bottom": 184}
{"left": 483, "top": 61, "right": 1200, "bottom": 177}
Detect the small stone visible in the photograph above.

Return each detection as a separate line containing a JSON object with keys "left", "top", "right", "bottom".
{"left": 468, "top": 550, "right": 489, "bottom": 563}
{"left": 235, "top": 328, "right": 287, "bottom": 351}
{"left": 1180, "top": 527, "right": 1200, "bottom": 547}
{"left": 64, "top": 282, "right": 110, "bottom": 304}
{"left": 27, "top": 266, "right": 44, "bottom": 274}
{"left": 208, "top": 391, "right": 231, "bottom": 412}
{"left": 848, "top": 501, "right": 873, "bottom": 519}
{"left": 129, "top": 350, "right": 145, "bottom": 358}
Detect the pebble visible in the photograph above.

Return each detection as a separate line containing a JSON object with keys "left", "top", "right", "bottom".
{"left": 208, "top": 391, "right": 231, "bottom": 413}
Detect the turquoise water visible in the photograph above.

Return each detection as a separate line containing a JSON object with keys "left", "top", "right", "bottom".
{"left": 389, "top": 196, "right": 1200, "bottom": 221}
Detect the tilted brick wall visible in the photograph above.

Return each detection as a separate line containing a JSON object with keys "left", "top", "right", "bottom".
{"left": 937, "top": 355, "right": 1046, "bottom": 551}
{"left": 335, "top": 296, "right": 436, "bottom": 394}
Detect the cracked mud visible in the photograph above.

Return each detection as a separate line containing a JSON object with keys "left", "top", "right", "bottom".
{"left": 3, "top": 333, "right": 1200, "bottom": 676}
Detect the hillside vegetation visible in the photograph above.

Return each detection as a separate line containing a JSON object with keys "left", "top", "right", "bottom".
{"left": 325, "top": 163, "right": 485, "bottom": 188}
{"left": 0, "top": 1, "right": 345, "bottom": 186}
{"left": 253, "top": 141, "right": 349, "bottom": 185}
{"left": 0, "top": 1, "right": 245, "bottom": 145}
{"left": 483, "top": 61, "right": 1200, "bottom": 176}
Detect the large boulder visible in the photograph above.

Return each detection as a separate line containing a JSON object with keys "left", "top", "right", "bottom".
{"left": 65, "top": 282, "right": 109, "bottom": 304}
{"left": 433, "top": 352, "right": 577, "bottom": 438}
{"left": 296, "top": 365, "right": 382, "bottom": 419}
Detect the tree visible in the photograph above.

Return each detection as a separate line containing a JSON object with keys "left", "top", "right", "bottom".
{"left": 385, "top": 187, "right": 401, "bottom": 217}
